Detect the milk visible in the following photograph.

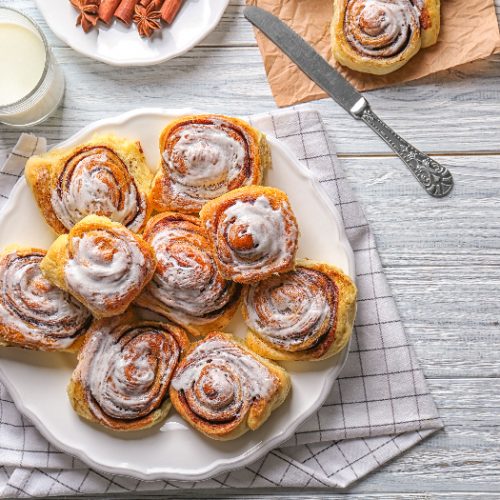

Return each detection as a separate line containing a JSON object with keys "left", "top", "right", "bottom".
{"left": 0, "top": 23, "right": 46, "bottom": 106}
{"left": 0, "top": 9, "right": 64, "bottom": 127}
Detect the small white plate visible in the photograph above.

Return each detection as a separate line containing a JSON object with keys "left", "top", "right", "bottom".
{"left": 0, "top": 109, "right": 355, "bottom": 481}
{"left": 34, "top": 0, "right": 229, "bottom": 66}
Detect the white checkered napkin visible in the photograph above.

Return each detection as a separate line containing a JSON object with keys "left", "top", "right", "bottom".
{"left": 0, "top": 134, "right": 46, "bottom": 212}
{"left": 0, "top": 109, "right": 443, "bottom": 498}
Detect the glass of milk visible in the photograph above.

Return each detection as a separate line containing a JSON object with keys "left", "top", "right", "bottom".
{"left": 0, "top": 7, "right": 65, "bottom": 127}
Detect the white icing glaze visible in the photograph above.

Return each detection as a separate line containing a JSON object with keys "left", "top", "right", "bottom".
{"left": 346, "top": 0, "right": 420, "bottom": 58}
{"left": 412, "top": 0, "right": 424, "bottom": 12}
{"left": 172, "top": 336, "right": 276, "bottom": 401}
{"left": 162, "top": 120, "right": 253, "bottom": 206}
{"left": 244, "top": 267, "right": 337, "bottom": 350}
{"left": 0, "top": 251, "right": 90, "bottom": 349}
{"left": 82, "top": 322, "right": 180, "bottom": 421}
{"left": 217, "top": 195, "right": 297, "bottom": 276}
{"left": 51, "top": 149, "right": 146, "bottom": 232}
{"left": 65, "top": 230, "right": 148, "bottom": 313}
{"left": 145, "top": 219, "right": 238, "bottom": 325}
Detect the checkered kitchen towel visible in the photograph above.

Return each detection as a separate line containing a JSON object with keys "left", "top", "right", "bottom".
{"left": 0, "top": 109, "right": 443, "bottom": 497}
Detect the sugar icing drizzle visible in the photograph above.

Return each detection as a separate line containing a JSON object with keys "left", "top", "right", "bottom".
{"left": 79, "top": 320, "right": 181, "bottom": 423}
{"left": 215, "top": 195, "right": 298, "bottom": 280}
{"left": 51, "top": 147, "right": 146, "bottom": 232}
{"left": 345, "top": 0, "right": 420, "bottom": 58}
{"left": 162, "top": 118, "right": 256, "bottom": 209}
{"left": 65, "top": 228, "right": 150, "bottom": 314}
{"left": 172, "top": 335, "right": 277, "bottom": 423}
{"left": 244, "top": 267, "right": 338, "bottom": 352}
{"left": 144, "top": 215, "right": 239, "bottom": 325}
{"left": 0, "top": 250, "right": 91, "bottom": 349}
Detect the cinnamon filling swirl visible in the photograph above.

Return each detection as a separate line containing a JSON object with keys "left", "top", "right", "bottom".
{"left": 210, "top": 195, "right": 298, "bottom": 281}
{"left": 160, "top": 117, "right": 258, "bottom": 210}
{"left": 0, "top": 250, "right": 91, "bottom": 350}
{"left": 52, "top": 146, "right": 147, "bottom": 232}
{"left": 344, "top": 0, "right": 420, "bottom": 59}
{"left": 142, "top": 213, "right": 240, "bottom": 326}
{"left": 80, "top": 321, "right": 183, "bottom": 426}
{"left": 65, "top": 226, "right": 154, "bottom": 314}
{"left": 172, "top": 335, "right": 278, "bottom": 431}
{"left": 244, "top": 267, "right": 339, "bottom": 355}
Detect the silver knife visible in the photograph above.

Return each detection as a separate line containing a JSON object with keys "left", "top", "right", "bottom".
{"left": 244, "top": 6, "right": 453, "bottom": 198}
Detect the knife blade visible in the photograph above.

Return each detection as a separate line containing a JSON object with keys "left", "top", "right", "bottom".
{"left": 244, "top": 6, "right": 453, "bottom": 198}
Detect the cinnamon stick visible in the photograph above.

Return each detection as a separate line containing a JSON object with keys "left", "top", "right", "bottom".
{"left": 115, "top": 0, "right": 139, "bottom": 25}
{"left": 160, "top": 0, "right": 184, "bottom": 24}
{"left": 98, "top": 0, "right": 121, "bottom": 24}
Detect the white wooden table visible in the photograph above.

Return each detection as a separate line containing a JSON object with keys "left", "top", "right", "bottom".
{"left": 1, "top": 1, "right": 499, "bottom": 498}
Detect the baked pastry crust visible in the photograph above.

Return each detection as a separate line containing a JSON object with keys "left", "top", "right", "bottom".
{"left": 169, "top": 332, "right": 291, "bottom": 440}
{"left": 25, "top": 133, "right": 153, "bottom": 234}
{"left": 68, "top": 310, "right": 190, "bottom": 431}
{"left": 151, "top": 114, "right": 270, "bottom": 214}
{"left": 41, "top": 215, "right": 156, "bottom": 318}
{"left": 331, "top": 0, "right": 440, "bottom": 75}
{"left": 243, "top": 259, "right": 357, "bottom": 361}
{"left": 135, "top": 212, "right": 241, "bottom": 336}
{"left": 199, "top": 186, "right": 299, "bottom": 284}
{"left": 0, "top": 245, "right": 92, "bottom": 352}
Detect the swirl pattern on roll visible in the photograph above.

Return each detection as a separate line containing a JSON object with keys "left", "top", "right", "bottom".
{"left": 51, "top": 145, "right": 147, "bottom": 232}
{"left": 244, "top": 266, "right": 338, "bottom": 356}
{"left": 71, "top": 316, "right": 188, "bottom": 430}
{"left": 200, "top": 187, "right": 299, "bottom": 284}
{"left": 344, "top": 0, "right": 420, "bottom": 59}
{"left": 137, "top": 213, "right": 240, "bottom": 334}
{"left": 170, "top": 333, "right": 281, "bottom": 438}
{"left": 153, "top": 115, "right": 268, "bottom": 213}
{"left": 0, "top": 248, "right": 91, "bottom": 351}
{"left": 64, "top": 219, "right": 156, "bottom": 316}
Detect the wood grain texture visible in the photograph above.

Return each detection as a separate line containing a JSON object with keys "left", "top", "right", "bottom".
{"left": 0, "top": 0, "right": 499, "bottom": 497}
{"left": 1, "top": 1, "right": 500, "bottom": 155}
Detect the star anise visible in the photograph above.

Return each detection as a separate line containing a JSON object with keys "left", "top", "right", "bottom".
{"left": 133, "top": 2, "right": 162, "bottom": 38}
{"left": 70, "top": 0, "right": 100, "bottom": 33}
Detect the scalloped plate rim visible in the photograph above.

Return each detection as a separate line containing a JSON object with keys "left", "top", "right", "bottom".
{"left": 0, "top": 108, "right": 355, "bottom": 481}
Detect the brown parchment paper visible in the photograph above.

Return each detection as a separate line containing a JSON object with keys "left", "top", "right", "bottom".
{"left": 247, "top": 0, "right": 500, "bottom": 107}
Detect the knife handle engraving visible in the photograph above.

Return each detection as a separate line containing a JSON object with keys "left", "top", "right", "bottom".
{"left": 352, "top": 103, "right": 454, "bottom": 198}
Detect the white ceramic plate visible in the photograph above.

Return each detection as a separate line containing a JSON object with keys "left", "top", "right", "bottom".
{"left": 0, "top": 109, "right": 355, "bottom": 481}
{"left": 34, "top": 0, "right": 229, "bottom": 66}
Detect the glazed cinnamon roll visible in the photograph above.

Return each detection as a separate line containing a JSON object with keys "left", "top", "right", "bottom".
{"left": 25, "top": 134, "right": 153, "bottom": 234}
{"left": 0, "top": 246, "right": 92, "bottom": 352}
{"left": 242, "top": 259, "right": 357, "bottom": 361}
{"left": 331, "top": 0, "right": 440, "bottom": 75}
{"left": 199, "top": 186, "right": 299, "bottom": 284}
{"left": 135, "top": 212, "right": 241, "bottom": 336}
{"left": 41, "top": 215, "right": 156, "bottom": 318}
{"left": 68, "top": 311, "right": 190, "bottom": 431}
{"left": 170, "top": 332, "right": 290, "bottom": 440}
{"left": 151, "top": 115, "right": 271, "bottom": 214}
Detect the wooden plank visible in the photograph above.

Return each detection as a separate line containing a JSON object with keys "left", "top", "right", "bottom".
{"left": 339, "top": 155, "right": 500, "bottom": 377}
{"left": 1, "top": 2, "right": 499, "bottom": 155}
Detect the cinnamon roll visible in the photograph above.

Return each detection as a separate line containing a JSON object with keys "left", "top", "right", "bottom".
{"left": 135, "top": 212, "right": 241, "bottom": 336}
{"left": 151, "top": 115, "right": 270, "bottom": 214}
{"left": 242, "top": 259, "right": 357, "bottom": 361}
{"left": 40, "top": 215, "right": 156, "bottom": 318}
{"left": 331, "top": 0, "right": 440, "bottom": 75}
{"left": 68, "top": 310, "right": 190, "bottom": 431}
{"left": 170, "top": 332, "right": 290, "bottom": 440}
{"left": 199, "top": 186, "right": 299, "bottom": 284}
{"left": 25, "top": 134, "right": 153, "bottom": 234}
{"left": 0, "top": 246, "right": 92, "bottom": 352}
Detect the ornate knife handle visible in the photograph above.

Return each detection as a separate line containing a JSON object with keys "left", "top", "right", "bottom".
{"left": 350, "top": 99, "right": 453, "bottom": 198}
